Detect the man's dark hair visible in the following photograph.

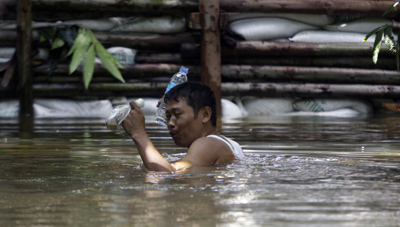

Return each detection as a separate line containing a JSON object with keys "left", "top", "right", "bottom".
{"left": 164, "top": 82, "right": 217, "bottom": 127}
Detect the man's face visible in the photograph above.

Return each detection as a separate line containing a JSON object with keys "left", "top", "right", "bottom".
{"left": 166, "top": 98, "right": 204, "bottom": 147}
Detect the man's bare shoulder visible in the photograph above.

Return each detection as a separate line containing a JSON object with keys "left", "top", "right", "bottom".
{"left": 184, "top": 136, "right": 234, "bottom": 166}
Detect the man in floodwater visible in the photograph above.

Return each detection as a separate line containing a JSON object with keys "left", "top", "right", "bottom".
{"left": 122, "top": 82, "right": 245, "bottom": 172}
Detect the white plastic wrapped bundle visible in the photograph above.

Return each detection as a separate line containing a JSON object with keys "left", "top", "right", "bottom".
{"left": 228, "top": 18, "right": 318, "bottom": 41}
{"left": 292, "top": 99, "right": 373, "bottom": 115}
{"left": 111, "top": 16, "right": 186, "bottom": 33}
{"left": 242, "top": 97, "right": 294, "bottom": 116}
{"left": 107, "top": 47, "right": 136, "bottom": 65}
{"left": 63, "top": 18, "right": 122, "bottom": 31}
{"left": 34, "top": 99, "right": 114, "bottom": 118}
{"left": 105, "top": 98, "right": 145, "bottom": 130}
{"left": 228, "top": 13, "right": 335, "bottom": 26}
{"left": 289, "top": 30, "right": 375, "bottom": 43}
{"left": 221, "top": 99, "right": 243, "bottom": 119}
{"left": 324, "top": 17, "right": 391, "bottom": 33}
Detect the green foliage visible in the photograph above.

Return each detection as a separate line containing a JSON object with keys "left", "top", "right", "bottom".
{"left": 39, "top": 26, "right": 125, "bottom": 89}
{"left": 364, "top": 1, "right": 400, "bottom": 70}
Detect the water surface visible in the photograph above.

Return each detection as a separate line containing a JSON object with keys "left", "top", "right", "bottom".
{"left": 0, "top": 114, "right": 399, "bottom": 226}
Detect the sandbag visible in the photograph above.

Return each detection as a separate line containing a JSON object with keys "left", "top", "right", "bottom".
{"left": 107, "top": 47, "right": 136, "bottom": 65}
{"left": 242, "top": 97, "right": 294, "bottom": 116}
{"left": 324, "top": 17, "right": 391, "bottom": 33}
{"left": 111, "top": 16, "right": 186, "bottom": 33}
{"left": 34, "top": 99, "right": 113, "bottom": 118}
{"left": 222, "top": 99, "right": 243, "bottom": 119}
{"left": 292, "top": 99, "right": 373, "bottom": 114}
{"left": 0, "top": 100, "right": 19, "bottom": 117}
{"left": 63, "top": 18, "right": 122, "bottom": 31}
{"left": 289, "top": 30, "right": 374, "bottom": 43}
{"left": 228, "top": 17, "right": 318, "bottom": 41}
{"left": 0, "top": 47, "right": 48, "bottom": 62}
{"left": 228, "top": 13, "right": 335, "bottom": 26}
{"left": 287, "top": 108, "right": 362, "bottom": 118}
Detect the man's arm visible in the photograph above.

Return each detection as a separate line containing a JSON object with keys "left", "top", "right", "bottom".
{"left": 122, "top": 101, "right": 175, "bottom": 172}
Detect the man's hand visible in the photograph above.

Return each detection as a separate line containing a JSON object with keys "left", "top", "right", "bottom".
{"left": 122, "top": 101, "right": 146, "bottom": 138}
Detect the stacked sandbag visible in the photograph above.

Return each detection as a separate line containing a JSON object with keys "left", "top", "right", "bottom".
{"left": 290, "top": 17, "right": 392, "bottom": 43}
{"left": 234, "top": 97, "right": 373, "bottom": 118}
{"left": 0, "top": 47, "right": 49, "bottom": 64}
{"left": 292, "top": 98, "right": 373, "bottom": 116}
{"left": 111, "top": 16, "right": 186, "bottom": 33}
{"left": 227, "top": 13, "right": 335, "bottom": 41}
{"left": 0, "top": 99, "right": 114, "bottom": 118}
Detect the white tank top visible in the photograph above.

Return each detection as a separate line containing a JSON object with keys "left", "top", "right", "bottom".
{"left": 207, "top": 135, "right": 245, "bottom": 160}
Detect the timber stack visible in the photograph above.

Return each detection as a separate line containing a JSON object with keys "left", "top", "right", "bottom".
{"left": 1, "top": 0, "right": 400, "bottom": 117}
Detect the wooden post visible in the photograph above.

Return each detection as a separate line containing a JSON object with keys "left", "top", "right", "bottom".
{"left": 199, "top": 0, "right": 222, "bottom": 120}
{"left": 17, "top": 0, "right": 34, "bottom": 133}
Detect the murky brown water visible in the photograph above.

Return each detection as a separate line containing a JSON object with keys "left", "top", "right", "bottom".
{"left": 1, "top": 114, "right": 400, "bottom": 227}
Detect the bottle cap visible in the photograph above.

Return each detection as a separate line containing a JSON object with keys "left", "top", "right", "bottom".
{"left": 179, "top": 66, "right": 189, "bottom": 74}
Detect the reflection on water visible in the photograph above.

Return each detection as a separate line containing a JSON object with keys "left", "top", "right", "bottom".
{"left": 0, "top": 114, "right": 399, "bottom": 227}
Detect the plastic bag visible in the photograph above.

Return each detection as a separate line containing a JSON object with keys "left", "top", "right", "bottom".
{"left": 105, "top": 98, "right": 145, "bottom": 130}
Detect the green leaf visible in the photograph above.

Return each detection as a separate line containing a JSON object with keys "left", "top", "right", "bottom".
{"left": 364, "top": 25, "right": 385, "bottom": 42}
{"left": 51, "top": 37, "right": 65, "bottom": 50}
{"left": 383, "top": 1, "right": 399, "bottom": 16}
{"left": 69, "top": 29, "right": 92, "bottom": 74}
{"left": 95, "top": 42, "right": 125, "bottom": 83}
{"left": 372, "top": 29, "right": 384, "bottom": 64}
{"left": 383, "top": 26, "right": 396, "bottom": 53}
{"left": 83, "top": 44, "right": 95, "bottom": 89}
{"left": 67, "top": 28, "right": 86, "bottom": 56}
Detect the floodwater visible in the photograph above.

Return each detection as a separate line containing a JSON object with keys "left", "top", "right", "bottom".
{"left": 0, "top": 114, "right": 399, "bottom": 227}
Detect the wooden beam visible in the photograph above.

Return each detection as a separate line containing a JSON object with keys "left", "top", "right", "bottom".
{"left": 219, "top": 0, "right": 400, "bottom": 16}
{"left": 199, "top": 0, "right": 222, "bottom": 119}
{"left": 17, "top": 0, "right": 33, "bottom": 118}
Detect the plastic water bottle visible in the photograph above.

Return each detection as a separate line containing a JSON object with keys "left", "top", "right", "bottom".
{"left": 155, "top": 66, "right": 189, "bottom": 126}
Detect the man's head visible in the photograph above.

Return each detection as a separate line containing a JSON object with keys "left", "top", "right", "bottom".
{"left": 164, "top": 82, "right": 217, "bottom": 127}
{"left": 164, "top": 82, "right": 217, "bottom": 147}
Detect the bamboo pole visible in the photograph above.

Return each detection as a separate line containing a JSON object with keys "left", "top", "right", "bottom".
{"left": 221, "top": 57, "right": 397, "bottom": 70}
{"left": 3, "top": 0, "right": 394, "bottom": 17}
{"left": 222, "top": 82, "right": 400, "bottom": 98}
{"left": 17, "top": 0, "right": 33, "bottom": 117}
{"left": 221, "top": 65, "right": 400, "bottom": 85}
{"left": 32, "top": 63, "right": 400, "bottom": 85}
{"left": 30, "top": 0, "right": 198, "bottom": 13}
{"left": 17, "top": 0, "right": 33, "bottom": 134}
{"left": 30, "top": 82, "right": 400, "bottom": 99}
{"left": 32, "top": 63, "right": 202, "bottom": 77}
{"left": 200, "top": 0, "right": 222, "bottom": 119}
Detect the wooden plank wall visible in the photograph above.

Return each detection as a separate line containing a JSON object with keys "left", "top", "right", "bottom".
{"left": 1, "top": 0, "right": 400, "bottom": 118}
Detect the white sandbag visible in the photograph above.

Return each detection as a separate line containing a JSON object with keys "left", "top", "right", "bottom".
{"left": 63, "top": 18, "right": 122, "bottom": 31}
{"left": 0, "top": 21, "right": 56, "bottom": 30}
{"left": 0, "top": 47, "right": 48, "bottom": 61}
{"left": 0, "top": 100, "right": 19, "bottom": 117}
{"left": 34, "top": 99, "right": 113, "bottom": 118}
{"left": 107, "top": 47, "right": 136, "bottom": 65}
{"left": 0, "top": 47, "right": 15, "bottom": 59}
{"left": 228, "top": 13, "right": 335, "bottom": 26}
{"left": 222, "top": 99, "right": 243, "bottom": 119}
{"left": 287, "top": 108, "right": 362, "bottom": 118}
{"left": 324, "top": 17, "right": 391, "bottom": 34}
{"left": 111, "top": 16, "right": 186, "bottom": 33}
{"left": 289, "top": 30, "right": 375, "bottom": 43}
{"left": 242, "top": 97, "right": 294, "bottom": 116}
{"left": 228, "top": 18, "right": 318, "bottom": 41}
{"left": 292, "top": 99, "right": 373, "bottom": 114}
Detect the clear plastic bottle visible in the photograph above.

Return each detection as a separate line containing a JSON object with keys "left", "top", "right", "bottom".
{"left": 155, "top": 66, "right": 189, "bottom": 126}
